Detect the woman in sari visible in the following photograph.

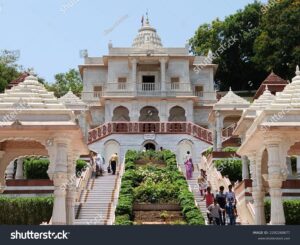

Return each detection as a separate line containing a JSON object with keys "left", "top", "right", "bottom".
{"left": 184, "top": 151, "right": 194, "bottom": 180}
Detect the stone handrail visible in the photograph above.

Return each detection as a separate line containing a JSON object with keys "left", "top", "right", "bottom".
{"left": 107, "top": 157, "right": 126, "bottom": 225}
{"left": 222, "top": 123, "right": 237, "bottom": 140}
{"left": 76, "top": 164, "right": 93, "bottom": 202}
{"left": 88, "top": 121, "right": 213, "bottom": 145}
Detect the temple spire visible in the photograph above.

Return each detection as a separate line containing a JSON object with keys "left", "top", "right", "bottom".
{"left": 146, "top": 10, "right": 149, "bottom": 24}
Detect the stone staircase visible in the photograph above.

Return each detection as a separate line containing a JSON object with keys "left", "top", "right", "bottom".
{"left": 74, "top": 172, "right": 118, "bottom": 225}
{"left": 179, "top": 164, "right": 209, "bottom": 224}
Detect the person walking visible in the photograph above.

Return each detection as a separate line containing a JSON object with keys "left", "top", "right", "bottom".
{"left": 202, "top": 186, "right": 214, "bottom": 224}
{"left": 109, "top": 153, "right": 118, "bottom": 175}
{"left": 216, "top": 186, "right": 226, "bottom": 225}
{"left": 198, "top": 174, "right": 207, "bottom": 196}
{"left": 226, "top": 185, "right": 237, "bottom": 212}
{"left": 95, "top": 153, "right": 105, "bottom": 177}
{"left": 225, "top": 201, "right": 236, "bottom": 225}
{"left": 184, "top": 151, "right": 194, "bottom": 180}
{"left": 207, "top": 199, "right": 224, "bottom": 225}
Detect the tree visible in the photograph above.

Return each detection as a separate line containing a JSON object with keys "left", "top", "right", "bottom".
{"left": 46, "top": 69, "right": 83, "bottom": 98}
{"left": 189, "top": 0, "right": 299, "bottom": 91}
{"left": 253, "top": 0, "right": 300, "bottom": 80}
{"left": 0, "top": 50, "right": 21, "bottom": 92}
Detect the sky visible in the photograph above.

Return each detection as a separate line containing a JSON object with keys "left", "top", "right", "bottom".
{"left": 0, "top": 0, "right": 267, "bottom": 82}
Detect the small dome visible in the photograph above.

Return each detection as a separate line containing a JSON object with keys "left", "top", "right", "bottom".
{"left": 132, "top": 17, "right": 163, "bottom": 48}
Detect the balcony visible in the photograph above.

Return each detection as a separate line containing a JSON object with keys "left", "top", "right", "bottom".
{"left": 103, "top": 82, "right": 193, "bottom": 97}
{"left": 81, "top": 91, "right": 103, "bottom": 102}
{"left": 88, "top": 121, "right": 213, "bottom": 145}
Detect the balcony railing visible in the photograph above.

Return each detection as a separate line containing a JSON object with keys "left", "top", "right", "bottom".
{"left": 81, "top": 91, "right": 103, "bottom": 101}
{"left": 88, "top": 121, "right": 213, "bottom": 145}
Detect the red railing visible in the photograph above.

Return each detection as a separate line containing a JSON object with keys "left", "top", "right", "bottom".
{"left": 88, "top": 121, "right": 213, "bottom": 145}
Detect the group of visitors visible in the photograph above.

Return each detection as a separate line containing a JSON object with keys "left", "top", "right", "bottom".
{"left": 90, "top": 152, "right": 119, "bottom": 177}
{"left": 183, "top": 151, "right": 237, "bottom": 225}
{"left": 203, "top": 185, "right": 237, "bottom": 225}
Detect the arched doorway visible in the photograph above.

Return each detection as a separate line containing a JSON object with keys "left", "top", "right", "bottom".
{"left": 169, "top": 106, "right": 186, "bottom": 121}
{"left": 104, "top": 140, "right": 120, "bottom": 165}
{"left": 112, "top": 106, "right": 130, "bottom": 121}
{"left": 144, "top": 142, "right": 156, "bottom": 151}
{"left": 177, "top": 139, "right": 193, "bottom": 165}
{"left": 139, "top": 106, "right": 160, "bottom": 121}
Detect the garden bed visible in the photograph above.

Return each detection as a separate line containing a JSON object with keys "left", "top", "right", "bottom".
{"left": 115, "top": 150, "right": 205, "bottom": 225}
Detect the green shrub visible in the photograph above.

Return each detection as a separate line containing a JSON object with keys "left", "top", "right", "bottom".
{"left": 115, "top": 214, "right": 133, "bottom": 225}
{"left": 214, "top": 159, "right": 242, "bottom": 182}
{"left": 0, "top": 196, "right": 53, "bottom": 225}
{"left": 24, "top": 159, "right": 50, "bottom": 179}
{"left": 223, "top": 147, "right": 239, "bottom": 153}
{"left": 203, "top": 147, "right": 213, "bottom": 157}
{"left": 24, "top": 158, "right": 88, "bottom": 179}
{"left": 265, "top": 200, "right": 300, "bottom": 225}
{"left": 76, "top": 160, "right": 87, "bottom": 177}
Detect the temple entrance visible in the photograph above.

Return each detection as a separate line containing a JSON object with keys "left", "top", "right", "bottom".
{"left": 142, "top": 76, "right": 155, "bottom": 91}
{"left": 144, "top": 142, "right": 156, "bottom": 151}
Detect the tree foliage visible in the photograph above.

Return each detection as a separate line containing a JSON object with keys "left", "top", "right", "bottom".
{"left": 189, "top": 0, "right": 300, "bottom": 91}
{"left": 0, "top": 50, "right": 21, "bottom": 92}
{"left": 45, "top": 69, "right": 83, "bottom": 98}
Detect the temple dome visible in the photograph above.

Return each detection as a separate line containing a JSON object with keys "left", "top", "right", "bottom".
{"left": 0, "top": 73, "right": 66, "bottom": 109}
{"left": 132, "top": 17, "right": 163, "bottom": 48}
{"left": 59, "top": 90, "right": 87, "bottom": 110}
{"left": 214, "top": 88, "right": 250, "bottom": 110}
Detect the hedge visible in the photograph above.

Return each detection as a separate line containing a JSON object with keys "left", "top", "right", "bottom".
{"left": 214, "top": 158, "right": 242, "bottom": 182}
{"left": 24, "top": 159, "right": 50, "bottom": 179}
{"left": 0, "top": 196, "right": 53, "bottom": 225}
{"left": 24, "top": 158, "right": 88, "bottom": 179}
{"left": 115, "top": 150, "right": 205, "bottom": 225}
{"left": 265, "top": 200, "right": 300, "bottom": 225}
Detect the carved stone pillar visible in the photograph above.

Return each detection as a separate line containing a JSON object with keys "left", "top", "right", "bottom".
{"left": 159, "top": 100, "right": 168, "bottom": 121}
{"left": 249, "top": 152, "right": 266, "bottom": 225}
{"left": 105, "top": 99, "right": 112, "bottom": 123}
{"left": 215, "top": 111, "right": 223, "bottom": 151}
{"left": 212, "top": 124, "right": 217, "bottom": 151}
{"left": 286, "top": 157, "right": 293, "bottom": 179}
{"left": 5, "top": 161, "right": 15, "bottom": 180}
{"left": 66, "top": 153, "right": 77, "bottom": 225}
{"left": 297, "top": 156, "right": 300, "bottom": 177}
{"left": 242, "top": 155, "right": 249, "bottom": 180}
{"left": 252, "top": 190, "right": 266, "bottom": 225}
{"left": 131, "top": 58, "right": 137, "bottom": 95}
{"left": 0, "top": 151, "right": 7, "bottom": 193}
{"left": 15, "top": 158, "right": 24, "bottom": 179}
{"left": 160, "top": 58, "right": 167, "bottom": 93}
{"left": 266, "top": 139, "right": 286, "bottom": 225}
{"left": 51, "top": 141, "right": 68, "bottom": 225}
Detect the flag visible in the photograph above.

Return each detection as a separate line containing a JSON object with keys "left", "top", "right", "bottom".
{"left": 141, "top": 15, "right": 144, "bottom": 26}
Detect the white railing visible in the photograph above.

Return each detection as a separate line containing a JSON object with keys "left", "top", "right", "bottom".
{"left": 167, "top": 83, "right": 191, "bottom": 91}
{"left": 106, "top": 83, "right": 133, "bottom": 91}
{"left": 81, "top": 92, "right": 103, "bottom": 101}
{"left": 194, "top": 91, "right": 204, "bottom": 97}
{"left": 138, "top": 83, "right": 161, "bottom": 91}
{"left": 107, "top": 157, "right": 126, "bottom": 225}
